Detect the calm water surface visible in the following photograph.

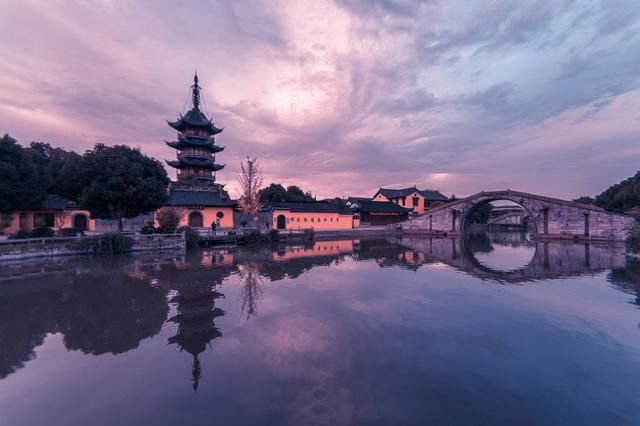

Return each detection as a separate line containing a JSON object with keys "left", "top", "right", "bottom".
{"left": 1, "top": 233, "right": 640, "bottom": 426}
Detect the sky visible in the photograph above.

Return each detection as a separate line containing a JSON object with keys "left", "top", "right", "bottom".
{"left": 0, "top": 0, "right": 639, "bottom": 200}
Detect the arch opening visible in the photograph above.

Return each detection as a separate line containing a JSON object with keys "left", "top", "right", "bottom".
{"left": 462, "top": 198, "right": 537, "bottom": 236}
{"left": 73, "top": 214, "right": 88, "bottom": 231}
{"left": 188, "top": 211, "right": 204, "bottom": 228}
{"left": 276, "top": 214, "right": 286, "bottom": 230}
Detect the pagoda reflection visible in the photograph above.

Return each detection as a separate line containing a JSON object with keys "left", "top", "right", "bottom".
{"left": 167, "top": 282, "right": 225, "bottom": 391}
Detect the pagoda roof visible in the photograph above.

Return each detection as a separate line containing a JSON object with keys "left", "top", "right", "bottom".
{"left": 166, "top": 156, "right": 225, "bottom": 171}
{"left": 165, "top": 134, "right": 225, "bottom": 153}
{"left": 168, "top": 107, "right": 224, "bottom": 134}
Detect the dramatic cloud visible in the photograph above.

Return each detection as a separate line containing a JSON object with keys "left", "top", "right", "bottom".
{"left": 0, "top": 0, "right": 639, "bottom": 199}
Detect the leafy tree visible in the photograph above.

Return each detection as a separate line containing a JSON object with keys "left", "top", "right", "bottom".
{"left": 155, "top": 207, "right": 185, "bottom": 233}
{"left": 573, "top": 196, "right": 595, "bottom": 205}
{"left": 595, "top": 171, "right": 640, "bottom": 214}
{"left": 75, "top": 144, "right": 169, "bottom": 230}
{"left": 0, "top": 134, "right": 45, "bottom": 212}
{"left": 259, "top": 183, "right": 314, "bottom": 203}
{"left": 466, "top": 202, "right": 493, "bottom": 224}
{"left": 24, "top": 141, "right": 83, "bottom": 201}
{"left": 259, "top": 183, "right": 287, "bottom": 202}
{"left": 285, "top": 185, "right": 314, "bottom": 201}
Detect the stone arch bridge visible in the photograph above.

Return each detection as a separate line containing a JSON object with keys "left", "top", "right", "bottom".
{"left": 397, "top": 190, "right": 635, "bottom": 241}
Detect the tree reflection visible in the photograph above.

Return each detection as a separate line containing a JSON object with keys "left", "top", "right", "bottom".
{"left": 0, "top": 262, "right": 169, "bottom": 379}
{"left": 238, "top": 262, "right": 264, "bottom": 319}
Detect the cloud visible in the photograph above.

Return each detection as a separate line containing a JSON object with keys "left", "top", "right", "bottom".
{"left": 0, "top": 0, "right": 639, "bottom": 199}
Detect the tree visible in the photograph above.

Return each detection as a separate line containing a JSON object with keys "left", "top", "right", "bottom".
{"left": 75, "top": 144, "right": 169, "bottom": 230}
{"left": 258, "top": 183, "right": 314, "bottom": 203}
{"left": 259, "top": 183, "right": 287, "bottom": 203}
{"left": 155, "top": 207, "right": 185, "bottom": 233}
{"left": 573, "top": 196, "right": 595, "bottom": 205}
{"left": 236, "top": 156, "right": 263, "bottom": 219}
{"left": 0, "top": 134, "right": 45, "bottom": 212}
{"left": 595, "top": 171, "right": 640, "bottom": 214}
{"left": 54, "top": 210, "right": 72, "bottom": 232}
{"left": 285, "top": 185, "right": 314, "bottom": 201}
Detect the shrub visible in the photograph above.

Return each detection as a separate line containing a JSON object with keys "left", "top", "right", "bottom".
{"left": 31, "top": 227, "right": 55, "bottom": 238}
{"left": 238, "top": 230, "right": 270, "bottom": 245}
{"left": 140, "top": 225, "right": 156, "bottom": 235}
{"left": 60, "top": 227, "right": 84, "bottom": 237}
{"left": 85, "top": 233, "right": 134, "bottom": 254}
{"left": 156, "top": 207, "right": 185, "bottom": 234}
{"left": 177, "top": 226, "right": 200, "bottom": 249}
{"left": 9, "top": 229, "right": 32, "bottom": 240}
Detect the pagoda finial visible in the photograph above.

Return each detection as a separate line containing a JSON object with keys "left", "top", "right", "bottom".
{"left": 191, "top": 71, "right": 201, "bottom": 109}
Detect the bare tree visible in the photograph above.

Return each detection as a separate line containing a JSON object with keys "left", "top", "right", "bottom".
{"left": 238, "top": 262, "right": 264, "bottom": 319}
{"left": 236, "top": 156, "right": 264, "bottom": 220}
{"left": 55, "top": 210, "right": 72, "bottom": 232}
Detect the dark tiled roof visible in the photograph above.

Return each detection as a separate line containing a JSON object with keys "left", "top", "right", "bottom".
{"left": 266, "top": 201, "right": 351, "bottom": 213}
{"left": 377, "top": 187, "right": 448, "bottom": 201}
{"left": 166, "top": 188, "right": 236, "bottom": 207}
{"left": 167, "top": 107, "right": 224, "bottom": 134}
{"left": 349, "top": 199, "right": 412, "bottom": 213}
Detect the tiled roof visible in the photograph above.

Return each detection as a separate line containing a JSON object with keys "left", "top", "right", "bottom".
{"left": 377, "top": 187, "right": 448, "bottom": 201}
{"left": 166, "top": 188, "right": 236, "bottom": 207}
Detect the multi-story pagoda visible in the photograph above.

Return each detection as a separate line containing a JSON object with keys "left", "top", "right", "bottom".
{"left": 166, "top": 73, "right": 225, "bottom": 186}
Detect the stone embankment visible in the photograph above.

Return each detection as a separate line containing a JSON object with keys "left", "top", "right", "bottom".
{"left": 0, "top": 233, "right": 185, "bottom": 262}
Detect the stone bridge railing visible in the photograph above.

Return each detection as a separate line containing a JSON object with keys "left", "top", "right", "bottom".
{"left": 396, "top": 190, "right": 635, "bottom": 241}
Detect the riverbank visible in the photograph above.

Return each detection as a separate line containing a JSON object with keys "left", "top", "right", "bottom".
{"left": 0, "top": 233, "right": 185, "bottom": 262}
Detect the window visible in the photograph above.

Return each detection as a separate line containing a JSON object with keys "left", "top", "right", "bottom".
{"left": 311, "top": 218, "right": 314, "bottom": 222}
{"left": 304, "top": 218, "right": 307, "bottom": 222}
{"left": 324, "top": 218, "right": 327, "bottom": 222}
{"left": 297, "top": 218, "right": 300, "bottom": 222}
{"left": 412, "top": 196, "right": 419, "bottom": 207}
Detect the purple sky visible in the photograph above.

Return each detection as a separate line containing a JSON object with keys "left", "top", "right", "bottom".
{"left": 1, "top": 0, "right": 639, "bottom": 199}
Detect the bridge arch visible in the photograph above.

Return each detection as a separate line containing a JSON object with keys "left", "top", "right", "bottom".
{"left": 460, "top": 197, "right": 538, "bottom": 235}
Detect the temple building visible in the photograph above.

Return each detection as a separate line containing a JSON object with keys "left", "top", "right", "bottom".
{"left": 166, "top": 73, "right": 225, "bottom": 185}
{"left": 161, "top": 73, "right": 236, "bottom": 229}
{"left": 372, "top": 187, "right": 448, "bottom": 215}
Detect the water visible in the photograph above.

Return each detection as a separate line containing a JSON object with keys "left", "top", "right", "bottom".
{"left": 1, "top": 233, "right": 640, "bottom": 426}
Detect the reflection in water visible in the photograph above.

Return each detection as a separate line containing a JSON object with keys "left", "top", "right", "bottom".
{"left": 167, "top": 283, "right": 224, "bottom": 391}
{"left": 1, "top": 233, "right": 640, "bottom": 425}
{"left": 465, "top": 231, "right": 537, "bottom": 272}
{"left": 238, "top": 262, "right": 264, "bottom": 319}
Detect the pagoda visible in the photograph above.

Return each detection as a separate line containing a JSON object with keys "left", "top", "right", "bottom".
{"left": 166, "top": 73, "right": 225, "bottom": 186}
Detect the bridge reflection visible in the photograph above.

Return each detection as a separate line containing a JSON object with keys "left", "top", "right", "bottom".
{"left": 0, "top": 235, "right": 636, "bottom": 385}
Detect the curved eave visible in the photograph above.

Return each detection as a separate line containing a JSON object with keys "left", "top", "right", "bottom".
{"left": 166, "top": 119, "right": 224, "bottom": 135}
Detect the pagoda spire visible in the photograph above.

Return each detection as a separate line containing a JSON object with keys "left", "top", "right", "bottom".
{"left": 191, "top": 71, "right": 201, "bottom": 109}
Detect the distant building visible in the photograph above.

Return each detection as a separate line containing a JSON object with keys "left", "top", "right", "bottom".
{"left": 261, "top": 201, "right": 355, "bottom": 230}
{"left": 345, "top": 197, "right": 412, "bottom": 226}
{"left": 372, "top": 186, "right": 448, "bottom": 215}
{"left": 161, "top": 73, "right": 236, "bottom": 229}
{"left": 3, "top": 194, "right": 94, "bottom": 234}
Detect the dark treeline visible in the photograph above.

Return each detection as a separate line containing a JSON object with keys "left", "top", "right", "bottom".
{"left": 574, "top": 171, "right": 640, "bottom": 216}
{"left": 0, "top": 134, "right": 169, "bottom": 229}
{"left": 258, "top": 183, "right": 314, "bottom": 203}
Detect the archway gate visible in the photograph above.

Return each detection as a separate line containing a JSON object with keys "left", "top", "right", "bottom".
{"left": 395, "top": 190, "right": 634, "bottom": 241}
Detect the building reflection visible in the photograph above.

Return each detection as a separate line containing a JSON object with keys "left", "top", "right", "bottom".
{"left": 167, "top": 283, "right": 224, "bottom": 391}
{"left": 1, "top": 233, "right": 638, "bottom": 383}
